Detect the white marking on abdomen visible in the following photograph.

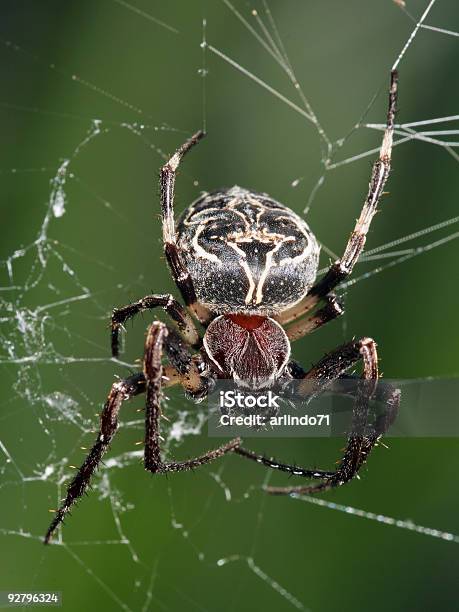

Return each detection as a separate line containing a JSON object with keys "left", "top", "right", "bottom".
{"left": 227, "top": 242, "right": 256, "bottom": 304}
{"left": 191, "top": 224, "right": 221, "bottom": 264}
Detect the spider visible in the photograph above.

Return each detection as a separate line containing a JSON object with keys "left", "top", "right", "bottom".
{"left": 45, "top": 70, "right": 401, "bottom": 544}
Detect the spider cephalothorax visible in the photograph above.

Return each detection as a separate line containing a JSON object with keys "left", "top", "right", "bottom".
{"left": 203, "top": 314, "right": 291, "bottom": 389}
{"left": 45, "top": 71, "right": 401, "bottom": 545}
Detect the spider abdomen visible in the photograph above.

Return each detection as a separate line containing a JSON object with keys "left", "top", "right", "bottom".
{"left": 176, "top": 186, "right": 320, "bottom": 315}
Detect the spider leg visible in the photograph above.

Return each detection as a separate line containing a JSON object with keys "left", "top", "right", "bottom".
{"left": 266, "top": 338, "right": 400, "bottom": 495}
{"left": 44, "top": 323, "right": 225, "bottom": 544}
{"left": 143, "top": 321, "right": 240, "bottom": 473}
{"left": 278, "top": 70, "right": 398, "bottom": 325}
{"left": 111, "top": 293, "right": 200, "bottom": 357}
{"left": 327, "top": 373, "right": 400, "bottom": 435}
{"left": 284, "top": 294, "right": 344, "bottom": 342}
{"left": 234, "top": 338, "right": 399, "bottom": 492}
{"left": 160, "top": 131, "right": 213, "bottom": 325}
{"left": 44, "top": 372, "right": 146, "bottom": 544}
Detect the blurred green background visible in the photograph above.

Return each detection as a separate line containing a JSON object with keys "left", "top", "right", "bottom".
{"left": 1, "top": 1, "right": 458, "bottom": 611}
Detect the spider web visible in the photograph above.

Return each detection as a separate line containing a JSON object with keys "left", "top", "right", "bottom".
{"left": 1, "top": 1, "right": 458, "bottom": 610}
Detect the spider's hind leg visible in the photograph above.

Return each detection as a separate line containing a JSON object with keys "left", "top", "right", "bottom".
{"left": 278, "top": 70, "right": 398, "bottom": 324}
{"left": 160, "top": 131, "right": 212, "bottom": 325}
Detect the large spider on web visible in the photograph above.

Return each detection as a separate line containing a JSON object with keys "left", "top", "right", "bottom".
{"left": 45, "top": 71, "right": 400, "bottom": 544}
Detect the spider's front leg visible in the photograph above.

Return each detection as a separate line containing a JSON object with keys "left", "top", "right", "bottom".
{"left": 142, "top": 321, "right": 240, "bottom": 473}
{"left": 266, "top": 338, "right": 400, "bottom": 495}
{"left": 44, "top": 372, "right": 146, "bottom": 544}
{"left": 234, "top": 338, "right": 400, "bottom": 493}
{"left": 44, "top": 322, "right": 233, "bottom": 544}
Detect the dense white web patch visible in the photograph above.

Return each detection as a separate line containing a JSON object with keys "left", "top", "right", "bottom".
{"left": 1, "top": 1, "right": 458, "bottom": 610}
